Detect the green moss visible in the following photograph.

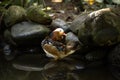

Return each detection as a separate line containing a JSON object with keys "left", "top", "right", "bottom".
{"left": 27, "top": 6, "right": 52, "bottom": 25}
{"left": 4, "top": 5, "right": 26, "bottom": 27}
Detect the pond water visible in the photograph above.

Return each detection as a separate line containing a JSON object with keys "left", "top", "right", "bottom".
{"left": 0, "top": 52, "right": 117, "bottom": 80}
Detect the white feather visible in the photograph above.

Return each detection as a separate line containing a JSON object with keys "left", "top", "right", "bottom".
{"left": 43, "top": 49, "right": 56, "bottom": 58}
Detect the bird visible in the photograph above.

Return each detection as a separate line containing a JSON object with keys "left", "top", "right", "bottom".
{"left": 41, "top": 28, "right": 81, "bottom": 60}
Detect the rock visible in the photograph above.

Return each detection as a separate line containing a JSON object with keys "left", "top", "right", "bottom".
{"left": 108, "top": 44, "right": 120, "bottom": 67}
{"left": 93, "top": 27, "right": 119, "bottom": 46}
{"left": 108, "top": 44, "right": 120, "bottom": 80}
{"left": 4, "top": 30, "right": 16, "bottom": 45}
{"left": 27, "top": 6, "right": 52, "bottom": 25}
{"left": 51, "top": 18, "right": 71, "bottom": 32}
{"left": 4, "top": 21, "right": 50, "bottom": 45}
{"left": 70, "top": 12, "right": 94, "bottom": 46}
{"left": 85, "top": 49, "right": 107, "bottom": 61}
{"left": 65, "top": 32, "right": 83, "bottom": 51}
{"left": 83, "top": 48, "right": 108, "bottom": 67}
{"left": 3, "top": 5, "right": 26, "bottom": 27}
{"left": 70, "top": 8, "right": 120, "bottom": 46}
{"left": 3, "top": 43, "right": 20, "bottom": 61}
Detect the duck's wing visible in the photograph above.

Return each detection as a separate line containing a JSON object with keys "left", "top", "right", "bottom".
{"left": 41, "top": 38, "right": 65, "bottom": 59}
{"left": 41, "top": 37, "right": 52, "bottom": 46}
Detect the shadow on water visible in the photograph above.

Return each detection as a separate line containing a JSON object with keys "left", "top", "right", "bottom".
{"left": 0, "top": 52, "right": 117, "bottom": 80}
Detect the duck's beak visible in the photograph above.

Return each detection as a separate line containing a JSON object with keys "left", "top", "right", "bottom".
{"left": 60, "top": 32, "right": 66, "bottom": 40}
{"left": 60, "top": 32, "right": 66, "bottom": 36}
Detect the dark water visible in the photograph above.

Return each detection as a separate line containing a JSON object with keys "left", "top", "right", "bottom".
{"left": 0, "top": 53, "right": 117, "bottom": 80}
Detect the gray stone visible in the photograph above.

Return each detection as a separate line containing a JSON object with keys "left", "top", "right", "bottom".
{"left": 51, "top": 18, "right": 70, "bottom": 31}
{"left": 6, "top": 21, "right": 50, "bottom": 45}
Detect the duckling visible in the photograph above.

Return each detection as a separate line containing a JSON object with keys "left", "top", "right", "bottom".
{"left": 41, "top": 28, "right": 81, "bottom": 60}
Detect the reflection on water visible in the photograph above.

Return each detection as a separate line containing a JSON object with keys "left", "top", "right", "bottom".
{"left": 0, "top": 53, "right": 116, "bottom": 80}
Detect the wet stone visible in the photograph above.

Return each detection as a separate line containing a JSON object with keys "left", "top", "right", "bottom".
{"left": 51, "top": 18, "right": 71, "bottom": 32}
{"left": 7, "top": 21, "right": 50, "bottom": 45}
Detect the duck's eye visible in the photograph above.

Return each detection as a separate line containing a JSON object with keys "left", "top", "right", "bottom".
{"left": 59, "top": 29, "right": 62, "bottom": 32}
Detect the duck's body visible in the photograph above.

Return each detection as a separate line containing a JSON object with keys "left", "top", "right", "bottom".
{"left": 41, "top": 28, "right": 81, "bottom": 60}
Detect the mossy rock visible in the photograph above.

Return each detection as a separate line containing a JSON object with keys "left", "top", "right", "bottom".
{"left": 27, "top": 6, "right": 52, "bottom": 25}
{"left": 70, "top": 8, "right": 120, "bottom": 46}
{"left": 4, "top": 5, "right": 26, "bottom": 27}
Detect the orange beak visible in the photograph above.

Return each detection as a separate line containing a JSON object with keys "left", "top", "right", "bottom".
{"left": 59, "top": 31, "right": 66, "bottom": 36}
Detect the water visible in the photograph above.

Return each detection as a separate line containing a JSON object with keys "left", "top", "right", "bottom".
{"left": 0, "top": 53, "right": 117, "bottom": 80}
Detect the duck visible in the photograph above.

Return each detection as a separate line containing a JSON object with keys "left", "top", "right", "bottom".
{"left": 41, "top": 28, "right": 81, "bottom": 60}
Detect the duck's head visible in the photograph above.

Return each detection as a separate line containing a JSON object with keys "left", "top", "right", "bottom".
{"left": 51, "top": 28, "right": 66, "bottom": 41}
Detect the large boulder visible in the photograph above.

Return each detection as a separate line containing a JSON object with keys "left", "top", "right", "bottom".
{"left": 27, "top": 6, "right": 52, "bottom": 25}
{"left": 108, "top": 43, "right": 120, "bottom": 80}
{"left": 51, "top": 18, "right": 71, "bottom": 32}
{"left": 4, "top": 21, "right": 50, "bottom": 46}
{"left": 4, "top": 5, "right": 26, "bottom": 27}
{"left": 70, "top": 8, "right": 120, "bottom": 46}
{"left": 108, "top": 44, "right": 120, "bottom": 67}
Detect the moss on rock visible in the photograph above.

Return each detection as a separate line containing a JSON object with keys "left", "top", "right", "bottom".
{"left": 27, "top": 6, "right": 52, "bottom": 25}
{"left": 4, "top": 5, "right": 26, "bottom": 27}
